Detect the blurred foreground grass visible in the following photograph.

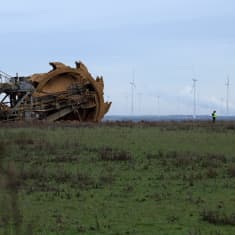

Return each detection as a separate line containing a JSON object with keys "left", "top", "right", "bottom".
{"left": 0, "top": 121, "right": 235, "bottom": 235}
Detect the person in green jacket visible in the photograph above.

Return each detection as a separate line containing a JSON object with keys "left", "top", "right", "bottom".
{"left": 212, "top": 110, "right": 217, "bottom": 123}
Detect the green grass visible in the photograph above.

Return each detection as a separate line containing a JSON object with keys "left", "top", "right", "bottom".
{"left": 0, "top": 121, "right": 235, "bottom": 235}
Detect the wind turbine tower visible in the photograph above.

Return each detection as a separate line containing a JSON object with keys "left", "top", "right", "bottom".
{"left": 156, "top": 95, "right": 160, "bottom": 115}
{"left": 225, "top": 77, "right": 230, "bottom": 115}
{"left": 192, "top": 79, "right": 197, "bottom": 119}
{"left": 130, "top": 70, "right": 136, "bottom": 114}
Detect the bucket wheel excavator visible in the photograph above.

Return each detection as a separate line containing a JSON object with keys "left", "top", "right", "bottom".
{"left": 0, "top": 61, "right": 111, "bottom": 122}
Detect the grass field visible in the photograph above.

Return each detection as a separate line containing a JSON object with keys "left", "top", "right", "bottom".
{"left": 0, "top": 121, "right": 235, "bottom": 235}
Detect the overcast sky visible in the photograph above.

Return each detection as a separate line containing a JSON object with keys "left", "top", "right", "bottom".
{"left": 1, "top": 0, "right": 235, "bottom": 115}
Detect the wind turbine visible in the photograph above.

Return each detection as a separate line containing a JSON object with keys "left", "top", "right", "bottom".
{"left": 225, "top": 76, "right": 230, "bottom": 115}
{"left": 130, "top": 70, "right": 136, "bottom": 115}
{"left": 192, "top": 79, "right": 198, "bottom": 119}
{"left": 157, "top": 95, "right": 160, "bottom": 115}
{"left": 153, "top": 95, "right": 160, "bottom": 115}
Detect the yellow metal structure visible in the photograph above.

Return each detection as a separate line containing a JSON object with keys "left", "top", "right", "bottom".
{"left": 0, "top": 61, "right": 111, "bottom": 122}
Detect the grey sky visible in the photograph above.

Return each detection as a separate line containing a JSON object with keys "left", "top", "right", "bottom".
{"left": 1, "top": 0, "right": 235, "bottom": 115}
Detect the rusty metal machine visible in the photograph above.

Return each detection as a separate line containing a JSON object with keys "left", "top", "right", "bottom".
{"left": 0, "top": 61, "right": 111, "bottom": 122}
